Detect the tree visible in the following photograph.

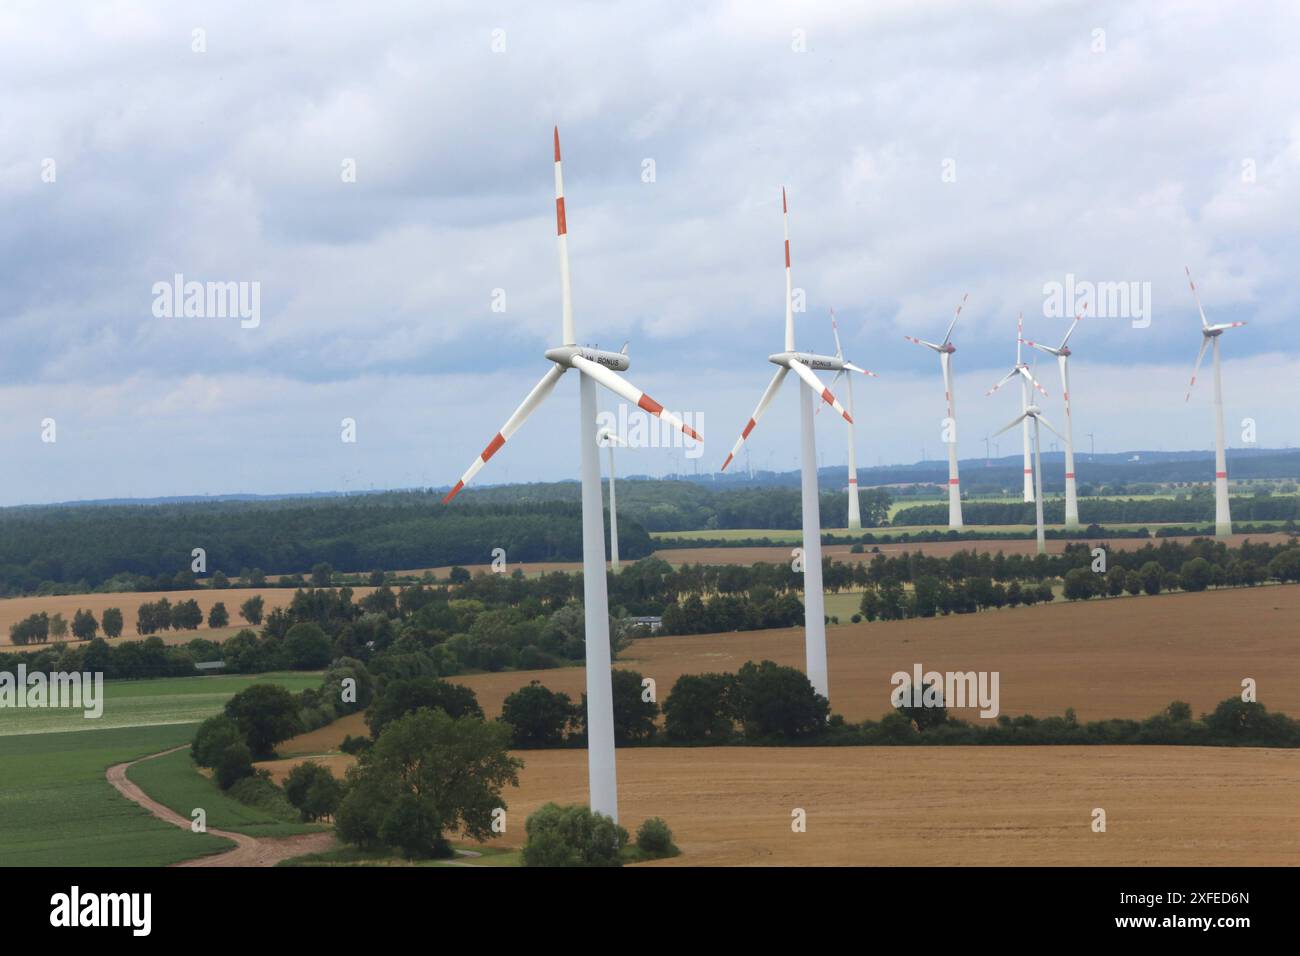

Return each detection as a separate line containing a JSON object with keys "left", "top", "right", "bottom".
{"left": 448, "top": 566, "right": 471, "bottom": 585}
{"left": 283, "top": 622, "right": 332, "bottom": 669}
{"left": 214, "top": 741, "right": 255, "bottom": 790}
{"left": 730, "top": 660, "right": 829, "bottom": 739}
{"left": 72, "top": 609, "right": 99, "bottom": 641}
{"left": 283, "top": 761, "right": 344, "bottom": 822}
{"left": 366, "top": 677, "right": 484, "bottom": 739}
{"left": 500, "top": 682, "right": 574, "bottom": 747}
{"left": 1123, "top": 571, "right": 1143, "bottom": 596}
{"left": 101, "top": 607, "right": 124, "bottom": 638}
{"left": 1138, "top": 561, "right": 1164, "bottom": 595}
{"left": 311, "top": 562, "right": 334, "bottom": 587}
{"left": 49, "top": 613, "right": 68, "bottom": 641}
{"left": 635, "top": 817, "right": 678, "bottom": 858}
{"left": 663, "top": 673, "right": 734, "bottom": 742}
{"left": 1179, "top": 557, "right": 1214, "bottom": 592}
{"left": 521, "top": 802, "right": 627, "bottom": 867}
{"left": 170, "top": 599, "right": 203, "bottom": 630}
{"left": 335, "top": 709, "right": 522, "bottom": 859}
{"left": 223, "top": 684, "right": 302, "bottom": 758}
{"left": 207, "top": 602, "right": 229, "bottom": 628}
{"left": 240, "top": 595, "right": 264, "bottom": 625}
{"left": 576, "top": 669, "right": 658, "bottom": 743}
{"left": 1104, "top": 567, "right": 1127, "bottom": 597}
{"left": 210, "top": 570, "right": 230, "bottom": 589}
{"left": 1062, "top": 568, "right": 1097, "bottom": 601}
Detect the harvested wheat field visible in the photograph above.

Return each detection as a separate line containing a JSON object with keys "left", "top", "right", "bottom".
{"left": 260, "top": 746, "right": 1300, "bottom": 866}
{"left": 279, "top": 584, "right": 1300, "bottom": 757}
{"left": 0, "top": 587, "right": 378, "bottom": 647}
{"left": 654, "top": 531, "right": 1294, "bottom": 566}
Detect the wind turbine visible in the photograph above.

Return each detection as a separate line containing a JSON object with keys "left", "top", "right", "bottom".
{"left": 992, "top": 404, "right": 1063, "bottom": 554}
{"left": 1185, "top": 267, "right": 1246, "bottom": 538}
{"left": 1022, "top": 304, "right": 1087, "bottom": 529}
{"left": 986, "top": 313, "right": 1049, "bottom": 502}
{"left": 597, "top": 425, "right": 630, "bottom": 571}
{"left": 719, "top": 188, "right": 854, "bottom": 701}
{"left": 442, "top": 129, "right": 701, "bottom": 821}
{"left": 824, "top": 308, "right": 877, "bottom": 529}
{"left": 904, "top": 294, "right": 969, "bottom": 527}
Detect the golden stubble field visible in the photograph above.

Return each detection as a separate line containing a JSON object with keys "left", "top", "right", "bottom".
{"left": 264, "top": 585, "right": 1300, "bottom": 866}
{"left": 258, "top": 746, "right": 1300, "bottom": 866}
{"left": 0, "top": 587, "right": 378, "bottom": 647}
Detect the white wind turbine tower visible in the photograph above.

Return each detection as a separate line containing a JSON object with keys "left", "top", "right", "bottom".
{"left": 992, "top": 403, "right": 1064, "bottom": 554}
{"left": 1022, "top": 304, "right": 1088, "bottom": 529}
{"left": 986, "top": 313, "right": 1050, "bottom": 503}
{"left": 720, "top": 188, "right": 854, "bottom": 701}
{"left": 596, "top": 425, "right": 630, "bottom": 571}
{"left": 442, "top": 129, "right": 701, "bottom": 821}
{"left": 825, "top": 309, "right": 878, "bottom": 529}
{"left": 1184, "top": 267, "right": 1246, "bottom": 538}
{"left": 904, "top": 295, "right": 969, "bottom": 527}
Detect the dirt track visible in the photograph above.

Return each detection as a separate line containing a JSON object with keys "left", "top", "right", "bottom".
{"left": 106, "top": 746, "right": 335, "bottom": 866}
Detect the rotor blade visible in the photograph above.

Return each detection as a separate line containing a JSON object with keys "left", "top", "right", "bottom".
{"left": 1185, "top": 336, "right": 1210, "bottom": 401}
{"left": 1034, "top": 412, "right": 1065, "bottom": 441}
{"left": 790, "top": 358, "right": 853, "bottom": 424}
{"left": 555, "top": 128, "right": 575, "bottom": 346}
{"left": 571, "top": 354, "right": 702, "bottom": 443}
{"left": 829, "top": 308, "right": 843, "bottom": 359}
{"left": 1023, "top": 340, "right": 1060, "bottom": 357}
{"left": 1017, "top": 365, "right": 1050, "bottom": 398}
{"left": 597, "top": 427, "right": 630, "bottom": 448}
{"left": 1185, "top": 266, "right": 1209, "bottom": 329}
{"left": 843, "top": 362, "right": 878, "bottom": 377}
{"left": 442, "top": 364, "right": 566, "bottom": 503}
{"left": 941, "top": 293, "right": 968, "bottom": 347}
{"left": 904, "top": 335, "right": 942, "bottom": 352}
{"left": 721, "top": 367, "right": 789, "bottom": 470}
{"left": 815, "top": 369, "right": 846, "bottom": 416}
{"left": 1060, "top": 303, "right": 1087, "bottom": 348}
{"left": 1015, "top": 312, "right": 1023, "bottom": 365}
{"left": 985, "top": 368, "right": 1019, "bottom": 395}
{"left": 993, "top": 411, "right": 1029, "bottom": 437}
{"left": 1207, "top": 321, "right": 1247, "bottom": 332}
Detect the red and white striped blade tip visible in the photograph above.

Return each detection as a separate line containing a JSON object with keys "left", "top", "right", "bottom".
{"left": 553, "top": 127, "right": 561, "bottom": 161}
{"left": 721, "top": 454, "right": 734, "bottom": 471}
{"left": 442, "top": 481, "right": 465, "bottom": 505}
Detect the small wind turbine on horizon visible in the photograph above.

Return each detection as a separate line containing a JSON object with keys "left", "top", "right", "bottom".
{"left": 1185, "top": 267, "right": 1246, "bottom": 538}
{"left": 597, "top": 425, "right": 630, "bottom": 571}
{"left": 993, "top": 403, "right": 1064, "bottom": 554}
{"left": 1022, "top": 304, "right": 1088, "bottom": 529}
{"left": 986, "top": 313, "right": 1049, "bottom": 503}
{"left": 441, "top": 129, "right": 702, "bottom": 821}
{"left": 904, "top": 294, "right": 968, "bottom": 527}
{"left": 824, "top": 308, "right": 877, "bottom": 529}
{"left": 719, "top": 187, "right": 854, "bottom": 702}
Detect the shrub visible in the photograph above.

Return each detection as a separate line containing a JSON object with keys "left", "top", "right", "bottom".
{"left": 191, "top": 714, "right": 244, "bottom": 768}
{"left": 215, "top": 741, "right": 255, "bottom": 790}
{"left": 634, "top": 817, "right": 678, "bottom": 858}
{"left": 521, "top": 803, "right": 628, "bottom": 867}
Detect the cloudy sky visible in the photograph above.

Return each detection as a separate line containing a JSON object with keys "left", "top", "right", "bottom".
{"left": 1, "top": 1, "right": 1297, "bottom": 505}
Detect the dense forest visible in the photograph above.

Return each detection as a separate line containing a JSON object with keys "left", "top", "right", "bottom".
{"left": 894, "top": 491, "right": 1300, "bottom": 526}
{"left": 0, "top": 494, "right": 652, "bottom": 594}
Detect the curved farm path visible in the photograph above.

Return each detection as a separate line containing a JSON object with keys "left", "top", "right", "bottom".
{"left": 106, "top": 746, "right": 336, "bottom": 867}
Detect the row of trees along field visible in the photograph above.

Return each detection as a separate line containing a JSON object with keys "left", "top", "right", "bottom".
{"left": 7, "top": 595, "right": 266, "bottom": 645}
{"left": 7, "top": 538, "right": 1298, "bottom": 681}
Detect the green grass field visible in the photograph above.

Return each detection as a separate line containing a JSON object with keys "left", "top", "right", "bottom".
{"left": 279, "top": 843, "right": 521, "bottom": 867}
{"left": 0, "top": 723, "right": 236, "bottom": 866}
{"left": 0, "top": 671, "right": 323, "bottom": 736}
{"left": 127, "top": 747, "right": 323, "bottom": 838}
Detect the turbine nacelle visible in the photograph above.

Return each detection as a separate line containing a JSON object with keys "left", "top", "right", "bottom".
{"left": 768, "top": 350, "right": 844, "bottom": 372}
{"left": 543, "top": 345, "right": 631, "bottom": 372}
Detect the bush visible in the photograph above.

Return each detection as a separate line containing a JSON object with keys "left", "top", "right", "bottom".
{"left": 634, "top": 817, "right": 678, "bottom": 858}
{"left": 521, "top": 803, "right": 628, "bottom": 867}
